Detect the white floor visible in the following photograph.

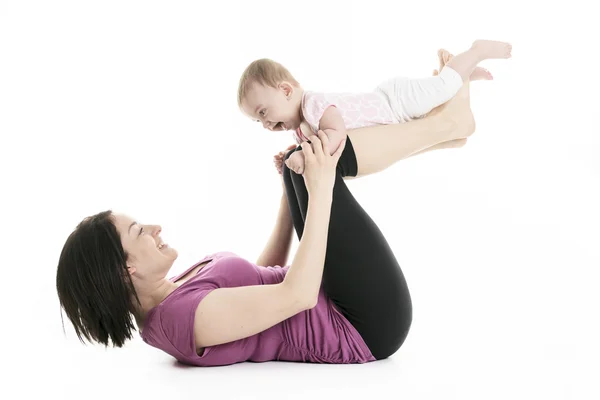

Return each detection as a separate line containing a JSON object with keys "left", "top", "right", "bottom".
{"left": 19, "top": 293, "right": 600, "bottom": 400}
{"left": 2, "top": 1, "right": 599, "bottom": 399}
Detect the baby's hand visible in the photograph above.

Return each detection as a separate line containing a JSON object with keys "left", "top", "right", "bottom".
{"left": 273, "top": 152, "right": 285, "bottom": 175}
{"left": 285, "top": 151, "right": 305, "bottom": 175}
{"left": 274, "top": 144, "right": 297, "bottom": 175}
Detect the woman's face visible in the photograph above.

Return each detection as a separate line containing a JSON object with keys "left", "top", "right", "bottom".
{"left": 113, "top": 213, "right": 178, "bottom": 278}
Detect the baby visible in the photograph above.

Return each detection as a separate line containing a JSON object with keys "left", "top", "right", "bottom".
{"left": 238, "top": 40, "right": 512, "bottom": 174}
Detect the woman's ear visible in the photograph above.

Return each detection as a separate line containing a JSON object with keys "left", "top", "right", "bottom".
{"left": 126, "top": 263, "right": 136, "bottom": 276}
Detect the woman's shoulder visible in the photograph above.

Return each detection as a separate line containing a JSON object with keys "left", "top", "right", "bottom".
{"left": 140, "top": 252, "right": 261, "bottom": 362}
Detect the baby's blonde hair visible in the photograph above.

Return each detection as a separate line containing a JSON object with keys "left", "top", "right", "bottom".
{"left": 237, "top": 58, "right": 300, "bottom": 108}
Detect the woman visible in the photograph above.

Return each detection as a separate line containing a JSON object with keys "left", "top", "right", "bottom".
{"left": 56, "top": 53, "right": 476, "bottom": 365}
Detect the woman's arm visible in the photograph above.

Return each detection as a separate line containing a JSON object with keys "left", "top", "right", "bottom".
{"left": 255, "top": 193, "right": 294, "bottom": 267}
{"left": 194, "top": 134, "right": 340, "bottom": 349}
{"left": 194, "top": 193, "right": 333, "bottom": 348}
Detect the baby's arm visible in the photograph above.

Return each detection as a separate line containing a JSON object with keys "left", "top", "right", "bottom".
{"left": 285, "top": 106, "right": 346, "bottom": 175}
{"left": 317, "top": 106, "right": 346, "bottom": 155}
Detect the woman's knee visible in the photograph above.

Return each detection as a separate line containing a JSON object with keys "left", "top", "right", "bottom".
{"left": 335, "top": 136, "right": 358, "bottom": 177}
{"left": 370, "top": 313, "right": 413, "bottom": 360}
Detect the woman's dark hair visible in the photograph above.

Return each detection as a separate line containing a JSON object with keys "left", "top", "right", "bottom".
{"left": 56, "top": 210, "right": 141, "bottom": 347}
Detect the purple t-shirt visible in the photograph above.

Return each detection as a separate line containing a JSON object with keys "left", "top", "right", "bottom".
{"left": 141, "top": 251, "right": 376, "bottom": 366}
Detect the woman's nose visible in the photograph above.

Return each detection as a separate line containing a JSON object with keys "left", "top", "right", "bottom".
{"left": 151, "top": 225, "right": 162, "bottom": 236}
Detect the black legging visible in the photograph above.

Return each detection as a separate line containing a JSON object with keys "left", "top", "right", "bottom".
{"left": 282, "top": 137, "right": 413, "bottom": 360}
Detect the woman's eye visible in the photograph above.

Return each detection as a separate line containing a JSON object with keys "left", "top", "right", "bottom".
{"left": 259, "top": 109, "right": 266, "bottom": 117}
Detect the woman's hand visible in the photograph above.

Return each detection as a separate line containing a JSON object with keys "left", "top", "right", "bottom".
{"left": 301, "top": 130, "right": 346, "bottom": 198}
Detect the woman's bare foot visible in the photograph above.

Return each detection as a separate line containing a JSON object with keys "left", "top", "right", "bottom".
{"left": 428, "top": 48, "right": 476, "bottom": 139}
{"left": 471, "top": 40, "right": 512, "bottom": 59}
{"left": 470, "top": 67, "right": 493, "bottom": 81}
{"left": 428, "top": 73, "right": 476, "bottom": 140}
{"left": 407, "top": 138, "right": 468, "bottom": 159}
{"left": 438, "top": 49, "right": 493, "bottom": 81}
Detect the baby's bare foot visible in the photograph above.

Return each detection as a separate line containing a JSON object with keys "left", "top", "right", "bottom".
{"left": 438, "top": 48, "right": 451, "bottom": 68}
{"left": 471, "top": 40, "right": 512, "bottom": 59}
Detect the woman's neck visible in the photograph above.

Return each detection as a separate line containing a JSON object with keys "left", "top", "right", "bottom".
{"left": 133, "top": 260, "right": 211, "bottom": 327}
{"left": 134, "top": 277, "right": 179, "bottom": 317}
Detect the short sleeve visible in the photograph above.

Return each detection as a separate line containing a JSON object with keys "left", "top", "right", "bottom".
{"left": 292, "top": 128, "right": 309, "bottom": 144}
{"left": 157, "top": 286, "right": 217, "bottom": 362}
{"left": 301, "top": 92, "right": 335, "bottom": 133}
{"left": 141, "top": 255, "right": 264, "bottom": 366}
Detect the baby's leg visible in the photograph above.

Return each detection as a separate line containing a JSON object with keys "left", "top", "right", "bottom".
{"left": 402, "top": 49, "right": 476, "bottom": 158}
{"left": 378, "top": 68, "right": 464, "bottom": 123}
{"left": 350, "top": 56, "right": 476, "bottom": 177}
{"left": 382, "top": 41, "right": 508, "bottom": 123}
{"left": 445, "top": 40, "right": 511, "bottom": 82}
{"left": 438, "top": 49, "right": 492, "bottom": 81}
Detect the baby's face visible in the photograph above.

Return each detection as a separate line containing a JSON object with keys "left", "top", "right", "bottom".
{"left": 241, "top": 82, "right": 301, "bottom": 132}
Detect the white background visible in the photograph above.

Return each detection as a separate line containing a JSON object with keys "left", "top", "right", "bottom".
{"left": 1, "top": 1, "right": 599, "bottom": 399}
